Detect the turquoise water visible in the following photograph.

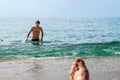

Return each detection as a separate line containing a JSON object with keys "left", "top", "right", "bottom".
{"left": 0, "top": 17, "right": 120, "bottom": 59}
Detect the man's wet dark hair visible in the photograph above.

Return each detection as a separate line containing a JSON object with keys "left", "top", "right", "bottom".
{"left": 35, "top": 20, "right": 40, "bottom": 24}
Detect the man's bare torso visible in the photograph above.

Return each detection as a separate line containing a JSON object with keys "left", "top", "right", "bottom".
{"left": 31, "top": 26, "right": 41, "bottom": 39}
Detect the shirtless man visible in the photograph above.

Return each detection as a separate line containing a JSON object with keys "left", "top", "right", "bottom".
{"left": 70, "top": 58, "right": 89, "bottom": 80}
{"left": 25, "top": 20, "right": 44, "bottom": 42}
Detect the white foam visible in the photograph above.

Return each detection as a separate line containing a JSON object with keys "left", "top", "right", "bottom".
{"left": 114, "top": 52, "right": 120, "bottom": 54}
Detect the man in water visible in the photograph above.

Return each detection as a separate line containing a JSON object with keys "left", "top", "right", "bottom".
{"left": 70, "top": 58, "right": 89, "bottom": 80}
{"left": 25, "top": 20, "right": 44, "bottom": 42}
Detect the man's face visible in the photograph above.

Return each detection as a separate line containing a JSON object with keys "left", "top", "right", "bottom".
{"left": 36, "top": 23, "right": 39, "bottom": 26}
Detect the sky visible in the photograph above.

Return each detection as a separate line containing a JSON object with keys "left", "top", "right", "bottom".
{"left": 0, "top": 0, "right": 120, "bottom": 18}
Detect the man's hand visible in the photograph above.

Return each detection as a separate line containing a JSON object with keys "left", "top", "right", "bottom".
{"left": 25, "top": 38, "right": 28, "bottom": 43}
{"left": 41, "top": 37, "right": 43, "bottom": 41}
{"left": 25, "top": 27, "right": 32, "bottom": 43}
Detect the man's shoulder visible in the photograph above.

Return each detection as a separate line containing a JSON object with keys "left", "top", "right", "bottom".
{"left": 39, "top": 26, "right": 42, "bottom": 28}
{"left": 31, "top": 26, "right": 35, "bottom": 29}
{"left": 32, "top": 26, "right": 35, "bottom": 28}
{"left": 39, "top": 26, "right": 43, "bottom": 29}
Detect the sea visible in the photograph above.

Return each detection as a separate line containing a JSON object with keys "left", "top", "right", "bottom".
{"left": 0, "top": 17, "right": 120, "bottom": 60}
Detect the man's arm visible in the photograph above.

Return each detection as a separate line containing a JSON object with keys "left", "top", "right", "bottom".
{"left": 25, "top": 28, "right": 33, "bottom": 42}
{"left": 40, "top": 27, "right": 44, "bottom": 41}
